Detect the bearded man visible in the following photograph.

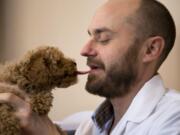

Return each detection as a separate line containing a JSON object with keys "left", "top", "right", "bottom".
{"left": 0, "top": 0, "right": 179, "bottom": 135}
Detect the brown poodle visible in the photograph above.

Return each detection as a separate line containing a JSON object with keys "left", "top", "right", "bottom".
{"left": 0, "top": 46, "right": 80, "bottom": 135}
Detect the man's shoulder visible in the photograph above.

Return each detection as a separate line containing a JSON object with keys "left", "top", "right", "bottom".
{"left": 148, "top": 89, "right": 180, "bottom": 134}
{"left": 164, "top": 89, "right": 180, "bottom": 104}
{"left": 156, "top": 89, "right": 180, "bottom": 115}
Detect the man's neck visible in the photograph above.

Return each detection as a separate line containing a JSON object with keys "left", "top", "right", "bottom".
{"left": 109, "top": 75, "right": 152, "bottom": 131}
{"left": 109, "top": 89, "right": 138, "bottom": 131}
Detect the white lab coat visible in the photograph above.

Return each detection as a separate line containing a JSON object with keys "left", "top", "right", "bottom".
{"left": 75, "top": 75, "right": 180, "bottom": 135}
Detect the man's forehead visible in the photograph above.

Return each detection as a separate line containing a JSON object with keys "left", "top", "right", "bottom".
{"left": 103, "top": 0, "right": 141, "bottom": 16}
{"left": 88, "top": 0, "right": 140, "bottom": 35}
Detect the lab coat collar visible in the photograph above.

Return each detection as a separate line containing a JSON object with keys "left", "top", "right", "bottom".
{"left": 125, "top": 75, "right": 167, "bottom": 123}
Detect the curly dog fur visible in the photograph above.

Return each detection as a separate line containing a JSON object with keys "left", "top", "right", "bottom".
{"left": 0, "top": 46, "right": 78, "bottom": 135}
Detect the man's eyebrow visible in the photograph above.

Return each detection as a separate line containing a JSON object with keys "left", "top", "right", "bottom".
{"left": 88, "top": 27, "right": 114, "bottom": 36}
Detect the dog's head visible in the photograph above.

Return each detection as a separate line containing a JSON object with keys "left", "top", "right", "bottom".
{"left": 14, "top": 46, "right": 78, "bottom": 91}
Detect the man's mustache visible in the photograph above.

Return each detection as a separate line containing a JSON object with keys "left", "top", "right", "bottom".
{"left": 87, "top": 57, "right": 105, "bottom": 69}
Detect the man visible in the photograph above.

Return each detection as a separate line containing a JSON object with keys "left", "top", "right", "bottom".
{"left": 0, "top": 0, "right": 179, "bottom": 134}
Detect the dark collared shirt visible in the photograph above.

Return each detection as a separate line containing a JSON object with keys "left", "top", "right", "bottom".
{"left": 92, "top": 100, "right": 114, "bottom": 134}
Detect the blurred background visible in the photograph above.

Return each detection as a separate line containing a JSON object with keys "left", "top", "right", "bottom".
{"left": 0, "top": 0, "right": 179, "bottom": 121}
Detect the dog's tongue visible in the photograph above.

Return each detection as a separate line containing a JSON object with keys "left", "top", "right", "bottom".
{"left": 76, "top": 70, "right": 90, "bottom": 75}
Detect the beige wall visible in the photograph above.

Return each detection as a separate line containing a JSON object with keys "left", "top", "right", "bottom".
{"left": 0, "top": 0, "right": 6, "bottom": 61}
{"left": 0, "top": 0, "right": 180, "bottom": 120}
{"left": 158, "top": 0, "right": 180, "bottom": 91}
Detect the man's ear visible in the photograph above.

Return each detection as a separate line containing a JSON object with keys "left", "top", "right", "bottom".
{"left": 143, "top": 36, "right": 165, "bottom": 63}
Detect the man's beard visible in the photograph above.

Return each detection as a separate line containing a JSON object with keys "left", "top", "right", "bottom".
{"left": 85, "top": 40, "right": 140, "bottom": 99}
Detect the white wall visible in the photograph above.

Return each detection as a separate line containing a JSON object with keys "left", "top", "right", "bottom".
{"left": 0, "top": 0, "right": 180, "bottom": 120}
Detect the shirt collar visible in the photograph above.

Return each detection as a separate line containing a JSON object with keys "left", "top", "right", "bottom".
{"left": 91, "top": 75, "right": 167, "bottom": 131}
{"left": 92, "top": 99, "right": 113, "bottom": 132}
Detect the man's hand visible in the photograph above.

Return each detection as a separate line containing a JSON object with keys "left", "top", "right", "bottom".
{"left": 0, "top": 82, "right": 61, "bottom": 135}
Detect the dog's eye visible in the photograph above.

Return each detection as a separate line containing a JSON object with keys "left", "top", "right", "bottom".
{"left": 57, "top": 60, "right": 62, "bottom": 66}
{"left": 72, "top": 62, "right": 77, "bottom": 66}
{"left": 43, "top": 58, "right": 51, "bottom": 67}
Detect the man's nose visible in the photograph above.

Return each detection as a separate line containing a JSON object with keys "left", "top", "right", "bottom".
{"left": 80, "top": 40, "right": 97, "bottom": 57}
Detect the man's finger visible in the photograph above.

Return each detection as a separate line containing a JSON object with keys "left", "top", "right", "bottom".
{"left": 0, "top": 82, "right": 30, "bottom": 102}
